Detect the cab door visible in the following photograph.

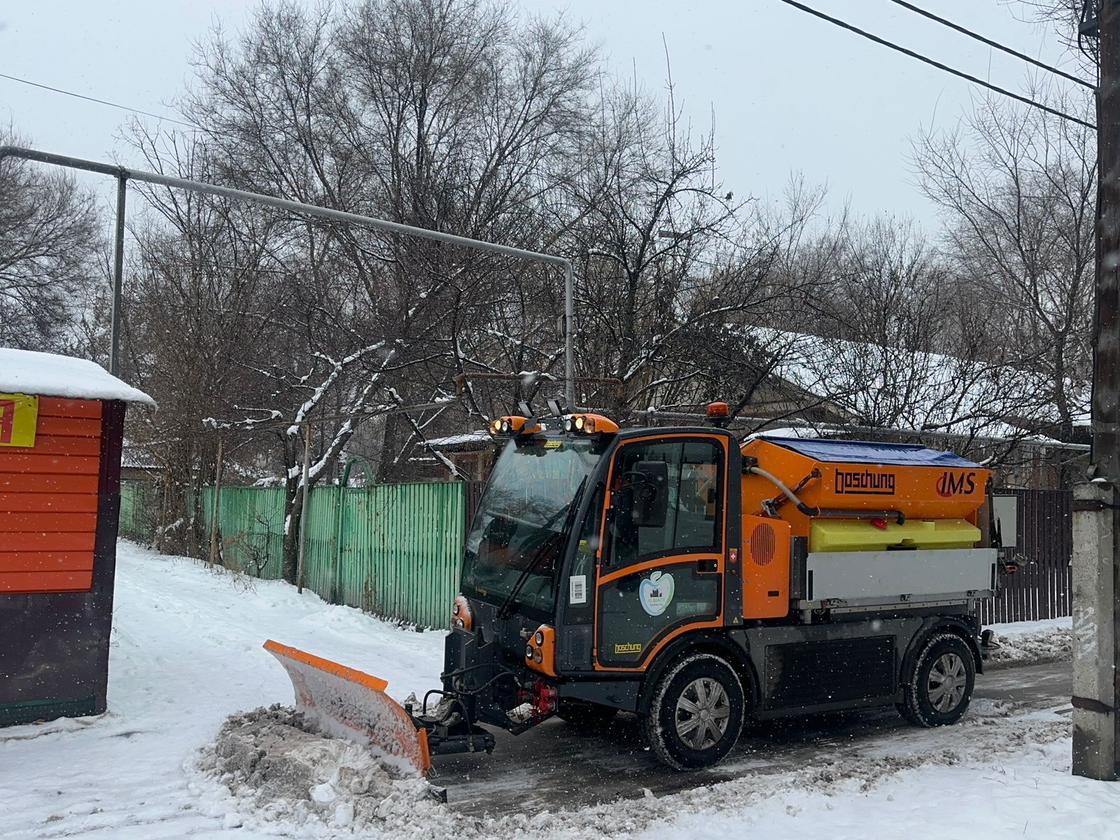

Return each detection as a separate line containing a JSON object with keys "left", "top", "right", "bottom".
{"left": 594, "top": 435, "right": 729, "bottom": 670}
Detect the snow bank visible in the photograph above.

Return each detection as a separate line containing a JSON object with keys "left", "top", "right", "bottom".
{"left": 0, "top": 347, "right": 154, "bottom": 404}
{"left": 198, "top": 705, "right": 452, "bottom": 836}
{"left": 986, "top": 617, "right": 1072, "bottom": 667}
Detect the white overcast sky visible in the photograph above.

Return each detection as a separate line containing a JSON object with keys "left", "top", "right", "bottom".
{"left": 0, "top": 0, "right": 1091, "bottom": 233}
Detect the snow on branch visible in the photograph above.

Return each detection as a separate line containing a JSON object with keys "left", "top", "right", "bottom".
{"left": 286, "top": 340, "right": 389, "bottom": 436}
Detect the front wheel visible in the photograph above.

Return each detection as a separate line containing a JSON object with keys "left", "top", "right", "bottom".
{"left": 900, "top": 633, "right": 976, "bottom": 727}
{"left": 643, "top": 653, "right": 746, "bottom": 770}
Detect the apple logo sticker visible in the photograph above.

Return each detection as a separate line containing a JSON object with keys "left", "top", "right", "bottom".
{"left": 639, "top": 570, "right": 675, "bottom": 617}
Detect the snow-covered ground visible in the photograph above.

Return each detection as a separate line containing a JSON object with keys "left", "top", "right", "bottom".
{"left": 0, "top": 542, "right": 1106, "bottom": 840}
{"left": 987, "top": 616, "right": 1073, "bottom": 667}
{"left": 1, "top": 542, "right": 443, "bottom": 839}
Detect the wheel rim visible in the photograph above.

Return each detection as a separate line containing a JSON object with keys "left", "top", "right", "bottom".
{"left": 674, "top": 677, "right": 731, "bottom": 750}
{"left": 927, "top": 652, "right": 967, "bottom": 713}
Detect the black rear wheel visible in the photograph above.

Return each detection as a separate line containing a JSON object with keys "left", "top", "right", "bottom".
{"left": 900, "top": 633, "right": 976, "bottom": 727}
{"left": 643, "top": 653, "right": 745, "bottom": 770}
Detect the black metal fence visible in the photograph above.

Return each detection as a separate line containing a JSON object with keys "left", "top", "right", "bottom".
{"left": 979, "top": 488, "right": 1072, "bottom": 624}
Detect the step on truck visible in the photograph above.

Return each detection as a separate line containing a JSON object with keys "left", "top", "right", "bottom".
{"left": 267, "top": 404, "right": 1008, "bottom": 773}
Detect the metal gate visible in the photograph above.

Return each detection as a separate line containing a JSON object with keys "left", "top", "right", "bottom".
{"left": 979, "top": 488, "right": 1072, "bottom": 624}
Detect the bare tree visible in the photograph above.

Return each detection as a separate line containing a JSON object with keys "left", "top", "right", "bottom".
{"left": 0, "top": 130, "right": 103, "bottom": 352}
{"left": 121, "top": 129, "right": 302, "bottom": 556}
{"left": 913, "top": 93, "right": 1095, "bottom": 444}
{"left": 113, "top": 0, "right": 599, "bottom": 573}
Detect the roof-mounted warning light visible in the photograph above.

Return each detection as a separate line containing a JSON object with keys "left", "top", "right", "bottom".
{"left": 707, "top": 401, "right": 730, "bottom": 428}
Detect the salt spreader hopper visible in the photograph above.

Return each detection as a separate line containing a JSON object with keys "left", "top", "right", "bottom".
{"left": 269, "top": 410, "right": 1007, "bottom": 774}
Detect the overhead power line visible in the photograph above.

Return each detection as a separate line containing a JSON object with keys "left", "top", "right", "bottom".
{"left": 0, "top": 71, "right": 199, "bottom": 130}
{"left": 888, "top": 0, "right": 1095, "bottom": 91}
{"left": 777, "top": 0, "right": 1097, "bottom": 131}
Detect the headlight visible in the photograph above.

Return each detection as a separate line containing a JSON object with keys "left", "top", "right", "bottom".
{"left": 525, "top": 644, "right": 534, "bottom": 659}
{"left": 451, "top": 595, "right": 473, "bottom": 631}
{"left": 533, "top": 650, "right": 543, "bottom": 664}
{"left": 534, "top": 630, "right": 544, "bottom": 645}
{"left": 574, "top": 415, "right": 585, "bottom": 431}
{"left": 490, "top": 419, "right": 502, "bottom": 434}
{"left": 564, "top": 417, "right": 573, "bottom": 432}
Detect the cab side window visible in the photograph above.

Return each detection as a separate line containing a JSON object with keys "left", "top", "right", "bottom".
{"left": 607, "top": 439, "right": 722, "bottom": 567}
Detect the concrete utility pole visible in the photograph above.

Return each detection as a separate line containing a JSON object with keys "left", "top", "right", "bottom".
{"left": 1074, "top": 0, "right": 1120, "bottom": 781}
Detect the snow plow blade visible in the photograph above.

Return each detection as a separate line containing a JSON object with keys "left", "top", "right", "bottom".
{"left": 264, "top": 640, "right": 431, "bottom": 777}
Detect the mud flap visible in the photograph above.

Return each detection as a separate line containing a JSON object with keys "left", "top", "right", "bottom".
{"left": 264, "top": 640, "right": 432, "bottom": 777}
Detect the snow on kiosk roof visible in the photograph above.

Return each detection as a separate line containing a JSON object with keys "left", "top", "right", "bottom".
{"left": 0, "top": 348, "right": 154, "bottom": 405}
{"left": 763, "top": 437, "right": 980, "bottom": 468}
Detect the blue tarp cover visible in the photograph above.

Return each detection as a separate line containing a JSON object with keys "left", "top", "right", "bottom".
{"left": 763, "top": 437, "right": 980, "bottom": 468}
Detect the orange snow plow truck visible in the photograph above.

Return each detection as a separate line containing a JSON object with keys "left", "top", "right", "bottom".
{"left": 267, "top": 408, "right": 1010, "bottom": 773}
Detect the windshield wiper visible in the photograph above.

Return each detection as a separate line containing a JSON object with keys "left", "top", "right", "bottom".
{"left": 497, "top": 476, "right": 589, "bottom": 620}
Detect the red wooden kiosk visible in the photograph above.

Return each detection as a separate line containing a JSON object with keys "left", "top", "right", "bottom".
{"left": 0, "top": 349, "right": 153, "bottom": 725}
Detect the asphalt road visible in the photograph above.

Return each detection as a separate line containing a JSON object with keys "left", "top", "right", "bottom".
{"left": 432, "top": 659, "right": 1071, "bottom": 816}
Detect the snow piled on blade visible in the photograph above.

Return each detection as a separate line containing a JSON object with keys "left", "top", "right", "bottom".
{"left": 197, "top": 705, "right": 451, "bottom": 836}
{"left": 264, "top": 641, "right": 430, "bottom": 777}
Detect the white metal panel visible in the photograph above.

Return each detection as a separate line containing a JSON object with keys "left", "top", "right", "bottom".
{"left": 804, "top": 548, "right": 996, "bottom": 605}
{"left": 992, "top": 495, "right": 1019, "bottom": 549}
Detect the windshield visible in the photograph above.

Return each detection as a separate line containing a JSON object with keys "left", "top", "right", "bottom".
{"left": 462, "top": 437, "right": 600, "bottom": 614}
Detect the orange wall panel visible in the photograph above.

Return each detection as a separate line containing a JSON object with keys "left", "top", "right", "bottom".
{"left": 36, "top": 398, "right": 103, "bottom": 419}
{"left": 34, "top": 416, "right": 102, "bottom": 438}
{"left": 0, "top": 493, "right": 100, "bottom": 513}
{"left": 0, "top": 552, "right": 99, "bottom": 572}
{"left": 0, "top": 570, "right": 93, "bottom": 593}
{"left": 28, "top": 436, "right": 103, "bottom": 457}
{"left": 0, "top": 473, "right": 100, "bottom": 494}
{"left": 0, "top": 532, "right": 96, "bottom": 552}
{"left": 0, "top": 454, "right": 101, "bottom": 476}
{"left": 0, "top": 511, "right": 98, "bottom": 532}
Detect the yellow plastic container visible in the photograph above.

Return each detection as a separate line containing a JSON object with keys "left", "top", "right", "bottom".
{"left": 809, "top": 518, "right": 981, "bottom": 553}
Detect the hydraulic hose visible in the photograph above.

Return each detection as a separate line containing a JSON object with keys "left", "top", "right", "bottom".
{"left": 746, "top": 465, "right": 818, "bottom": 517}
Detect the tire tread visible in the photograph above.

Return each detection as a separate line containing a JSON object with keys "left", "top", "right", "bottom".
{"left": 902, "top": 632, "right": 975, "bottom": 728}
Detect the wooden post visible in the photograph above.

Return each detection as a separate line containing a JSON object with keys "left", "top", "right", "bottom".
{"left": 207, "top": 437, "right": 224, "bottom": 566}
{"left": 296, "top": 422, "right": 312, "bottom": 594}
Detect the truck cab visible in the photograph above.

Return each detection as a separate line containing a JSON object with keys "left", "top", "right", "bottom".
{"left": 440, "top": 412, "right": 996, "bottom": 770}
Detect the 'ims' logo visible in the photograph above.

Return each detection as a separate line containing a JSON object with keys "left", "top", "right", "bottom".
{"left": 936, "top": 471, "right": 977, "bottom": 497}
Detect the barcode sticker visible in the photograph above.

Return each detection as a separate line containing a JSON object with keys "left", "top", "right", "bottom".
{"left": 569, "top": 575, "right": 587, "bottom": 605}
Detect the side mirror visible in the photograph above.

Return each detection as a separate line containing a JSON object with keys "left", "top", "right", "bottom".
{"left": 630, "top": 461, "right": 669, "bottom": 529}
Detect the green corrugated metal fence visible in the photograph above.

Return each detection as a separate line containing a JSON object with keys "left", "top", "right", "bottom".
{"left": 122, "top": 479, "right": 469, "bottom": 628}
{"left": 200, "top": 485, "right": 289, "bottom": 579}
{"left": 118, "top": 480, "right": 160, "bottom": 541}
